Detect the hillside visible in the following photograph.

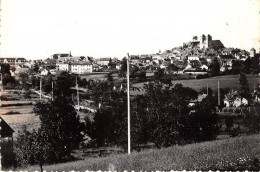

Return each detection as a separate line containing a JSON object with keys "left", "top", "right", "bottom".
{"left": 18, "top": 134, "right": 260, "bottom": 171}
{"left": 132, "top": 74, "right": 260, "bottom": 94}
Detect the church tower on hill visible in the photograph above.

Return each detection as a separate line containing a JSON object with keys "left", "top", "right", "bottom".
{"left": 199, "top": 34, "right": 224, "bottom": 50}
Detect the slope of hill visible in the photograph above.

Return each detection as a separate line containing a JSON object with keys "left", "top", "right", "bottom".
{"left": 132, "top": 75, "right": 260, "bottom": 94}
{"left": 18, "top": 134, "right": 260, "bottom": 171}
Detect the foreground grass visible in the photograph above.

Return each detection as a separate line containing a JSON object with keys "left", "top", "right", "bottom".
{"left": 18, "top": 134, "right": 260, "bottom": 171}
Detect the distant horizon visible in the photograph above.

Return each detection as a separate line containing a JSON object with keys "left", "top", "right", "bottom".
{"left": 1, "top": 0, "right": 259, "bottom": 60}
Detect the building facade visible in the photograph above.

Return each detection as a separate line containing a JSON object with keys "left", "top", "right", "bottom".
{"left": 70, "top": 61, "right": 93, "bottom": 74}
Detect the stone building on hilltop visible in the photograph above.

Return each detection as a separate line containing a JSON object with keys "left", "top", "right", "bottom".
{"left": 199, "top": 34, "right": 224, "bottom": 50}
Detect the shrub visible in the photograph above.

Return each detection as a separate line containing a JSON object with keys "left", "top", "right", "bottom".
{"left": 235, "top": 108, "right": 241, "bottom": 113}
{"left": 4, "top": 111, "right": 21, "bottom": 115}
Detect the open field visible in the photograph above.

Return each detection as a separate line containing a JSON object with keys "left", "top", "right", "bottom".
{"left": 0, "top": 91, "right": 40, "bottom": 139}
{"left": 16, "top": 134, "right": 260, "bottom": 171}
{"left": 133, "top": 75, "right": 260, "bottom": 93}
{"left": 80, "top": 73, "right": 119, "bottom": 81}
{"left": 0, "top": 113, "right": 40, "bottom": 139}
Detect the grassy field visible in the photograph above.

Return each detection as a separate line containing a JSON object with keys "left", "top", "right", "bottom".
{"left": 16, "top": 134, "right": 260, "bottom": 171}
{"left": 0, "top": 91, "right": 40, "bottom": 139}
{"left": 133, "top": 74, "right": 260, "bottom": 93}
{"left": 80, "top": 73, "right": 119, "bottom": 81}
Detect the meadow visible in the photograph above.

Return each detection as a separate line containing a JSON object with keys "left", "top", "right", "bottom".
{"left": 133, "top": 74, "right": 260, "bottom": 93}
{"left": 0, "top": 91, "right": 40, "bottom": 139}
{"left": 17, "top": 134, "right": 260, "bottom": 171}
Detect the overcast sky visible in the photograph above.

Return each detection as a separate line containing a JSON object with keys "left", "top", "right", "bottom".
{"left": 1, "top": 0, "right": 259, "bottom": 59}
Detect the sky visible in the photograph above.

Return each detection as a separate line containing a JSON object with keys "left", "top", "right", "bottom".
{"left": 1, "top": 0, "right": 260, "bottom": 60}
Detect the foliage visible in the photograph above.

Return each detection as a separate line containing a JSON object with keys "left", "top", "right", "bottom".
{"left": 154, "top": 68, "right": 165, "bottom": 80}
{"left": 231, "top": 60, "right": 242, "bottom": 75}
{"left": 243, "top": 108, "right": 260, "bottom": 134}
{"left": 209, "top": 57, "right": 220, "bottom": 76}
{"left": 238, "top": 73, "right": 251, "bottom": 101}
{"left": 16, "top": 94, "right": 84, "bottom": 170}
{"left": 33, "top": 98, "right": 84, "bottom": 163}
{"left": 225, "top": 116, "right": 234, "bottom": 131}
{"left": 53, "top": 71, "right": 74, "bottom": 98}
{"left": 119, "top": 57, "right": 127, "bottom": 77}
{"left": 251, "top": 56, "right": 260, "bottom": 74}
{"left": 106, "top": 72, "right": 113, "bottom": 83}
{"left": 143, "top": 81, "right": 198, "bottom": 147}
{"left": 43, "top": 74, "right": 53, "bottom": 94}
{"left": 241, "top": 57, "right": 251, "bottom": 74}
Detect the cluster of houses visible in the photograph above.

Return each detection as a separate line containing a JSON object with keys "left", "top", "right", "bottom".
{"left": 0, "top": 34, "right": 259, "bottom": 78}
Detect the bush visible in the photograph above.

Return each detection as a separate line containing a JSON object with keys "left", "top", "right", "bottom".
{"left": 228, "top": 109, "right": 234, "bottom": 113}
{"left": 1, "top": 151, "right": 17, "bottom": 169}
{"left": 235, "top": 108, "right": 241, "bottom": 113}
{"left": 4, "top": 111, "right": 21, "bottom": 115}
{"left": 229, "top": 127, "right": 241, "bottom": 137}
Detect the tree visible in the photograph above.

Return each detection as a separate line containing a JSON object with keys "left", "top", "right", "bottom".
{"left": 54, "top": 71, "right": 74, "bottom": 98}
{"left": 33, "top": 97, "right": 84, "bottom": 164}
{"left": 154, "top": 68, "right": 165, "bottom": 80}
{"left": 19, "top": 72, "right": 29, "bottom": 89}
{"left": 167, "top": 64, "right": 179, "bottom": 74}
{"left": 119, "top": 57, "right": 127, "bottom": 77}
{"left": 251, "top": 56, "right": 260, "bottom": 74}
{"left": 209, "top": 57, "right": 220, "bottom": 76}
{"left": 242, "top": 57, "right": 251, "bottom": 74}
{"left": 143, "top": 81, "right": 198, "bottom": 147}
{"left": 16, "top": 125, "right": 53, "bottom": 172}
{"left": 193, "top": 35, "right": 198, "bottom": 41}
{"left": 43, "top": 74, "right": 53, "bottom": 94}
{"left": 1, "top": 63, "right": 15, "bottom": 86}
{"left": 231, "top": 60, "right": 242, "bottom": 75}
{"left": 106, "top": 72, "right": 114, "bottom": 83}
{"left": 225, "top": 116, "right": 234, "bottom": 131}
{"left": 33, "top": 63, "right": 40, "bottom": 73}
{"left": 243, "top": 108, "right": 260, "bottom": 134}
{"left": 238, "top": 73, "right": 251, "bottom": 104}
{"left": 131, "top": 95, "right": 150, "bottom": 151}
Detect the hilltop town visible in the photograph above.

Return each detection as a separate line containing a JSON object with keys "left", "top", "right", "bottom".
{"left": 1, "top": 34, "right": 260, "bottom": 170}
{"left": 0, "top": 34, "right": 258, "bottom": 78}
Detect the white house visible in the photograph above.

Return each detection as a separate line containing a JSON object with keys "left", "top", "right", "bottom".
{"left": 200, "top": 65, "right": 208, "bottom": 70}
{"left": 41, "top": 69, "right": 50, "bottom": 76}
{"left": 152, "top": 55, "right": 164, "bottom": 60}
{"left": 188, "top": 56, "right": 199, "bottom": 63}
{"left": 224, "top": 97, "right": 248, "bottom": 107}
{"left": 97, "top": 58, "right": 111, "bottom": 66}
{"left": 70, "top": 61, "right": 93, "bottom": 74}
{"left": 56, "top": 62, "right": 70, "bottom": 72}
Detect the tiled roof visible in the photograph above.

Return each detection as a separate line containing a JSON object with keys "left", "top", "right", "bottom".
{"left": 71, "top": 61, "right": 92, "bottom": 65}
{"left": 0, "top": 117, "right": 15, "bottom": 137}
{"left": 100, "top": 58, "right": 111, "bottom": 61}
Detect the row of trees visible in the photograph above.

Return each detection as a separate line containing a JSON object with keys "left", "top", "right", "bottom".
{"left": 209, "top": 56, "right": 260, "bottom": 76}
{"left": 85, "top": 80, "right": 221, "bottom": 149}
{"left": 12, "top": 71, "right": 258, "bottom": 170}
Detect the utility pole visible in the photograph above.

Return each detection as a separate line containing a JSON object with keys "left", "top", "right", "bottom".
{"left": 218, "top": 81, "right": 220, "bottom": 106}
{"left": 127, "top": 53, "right": 131, "bottom": 154}
{"left": 40, "top": 76, "right": 42, "bottom": 100}
{"left": 51, "top": 80, "right": 54, "bottom": 101}
{"left": 0, "top": 73, "right": 3, "bottom": 91}
{"left": 76, "top": 76, "right": 79, "bottom": 111}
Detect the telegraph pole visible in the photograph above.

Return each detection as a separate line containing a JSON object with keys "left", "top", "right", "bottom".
{"left": 0, "top": 73, "right": 3, "bottom": 91}
{"left": 218, "top": 81, "right": 220, "bottom": 106}
{"left": 51, "top": 80, "right": 54, "bottom": 101}
{"left": 76, "top": 76, "right": 79, "bottom": 111}
{"left": 40, "top": 76, "right": 42, "bottom": 100}
{"left": 127, "top": 53, "right": 131, "bottom": 154}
